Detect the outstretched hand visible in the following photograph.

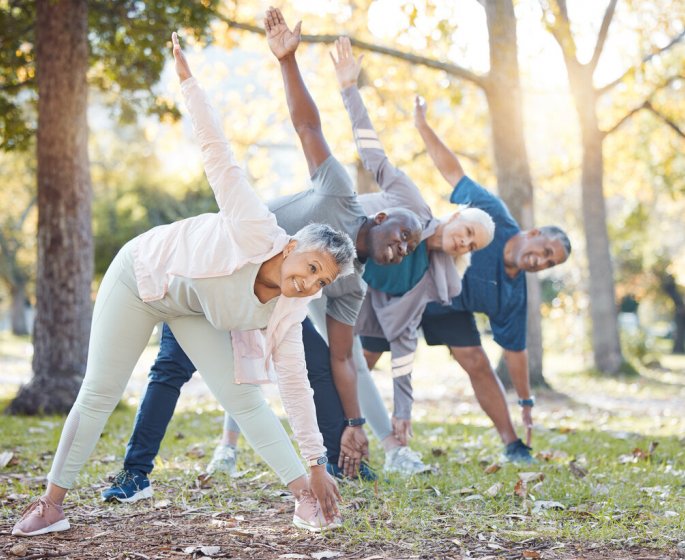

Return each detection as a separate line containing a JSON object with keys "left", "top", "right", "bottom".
{"left": 264, "top": 6, "right": 301, "bottom": 60}
{"left": 171, "top": 32, "right": 192, "bottom": 83}
{"left": 413, "top": 95, "right": 428, "bottom": 128}
{"left": 329, "top": 36, "right": 363, "bottom": 90}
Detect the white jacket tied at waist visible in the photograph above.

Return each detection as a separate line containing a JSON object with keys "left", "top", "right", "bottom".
{"left": 131, "top": 76, "right": 325, "bottom": 460}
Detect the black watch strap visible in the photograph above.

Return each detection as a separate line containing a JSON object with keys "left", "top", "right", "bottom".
{"left": 345, "top": 417, "right": 366, "bottom": 427}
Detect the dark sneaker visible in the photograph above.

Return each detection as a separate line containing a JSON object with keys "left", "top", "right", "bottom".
{"left": 504, "top": 439, "right": 537, "bottom": 464}
{"left": 326, "top": 461, "right": 378, "bottom": 481}
{"left": 102, "top": 469, "right": 153, "bottom": 503}
{"left": 12, "top": 496, "right": 70, "bottom": 537}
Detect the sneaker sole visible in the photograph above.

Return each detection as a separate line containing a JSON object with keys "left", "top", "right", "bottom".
{"left": 292, "top": 515, "right": 342, "bottom": 532}
{"left": 103, "top": 485, "right": 153, "bottom": 503}
{"left": 12, "top": 518, "right": 70, "bottom": 537}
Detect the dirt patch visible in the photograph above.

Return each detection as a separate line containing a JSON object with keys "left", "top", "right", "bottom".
{"left": 1, "top": 503, "right": 681, "bottom": 559}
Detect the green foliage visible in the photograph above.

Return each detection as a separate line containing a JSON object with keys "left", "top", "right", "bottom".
{"left": 0, "top": 0, "right": 219, "bottom": 151}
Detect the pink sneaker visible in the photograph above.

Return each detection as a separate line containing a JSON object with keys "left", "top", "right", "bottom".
{"left": 12, "top": 496, "right": 71, "bottom": 537}
{"left": 292, "top": 490, "right": 342, "bottom": 532}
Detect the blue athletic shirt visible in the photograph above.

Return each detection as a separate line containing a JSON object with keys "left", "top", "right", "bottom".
{"left": 362, "top": 240, "right": 430, "bottom": 297}
{"left": 424, "top": 176, "right": 527, "bottom": 351}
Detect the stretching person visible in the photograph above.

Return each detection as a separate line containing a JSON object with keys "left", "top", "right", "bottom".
{"left": 12, "top": 33, "right": 353, "bottom": 537}
{"left": 362, "top": 97, "right": 572, "bottom": 464}
{"left": 330, "top": 37, "right": 494, "bottom": 474}
{"left": 101, "top": 7, "right": 424, "bottom": 504}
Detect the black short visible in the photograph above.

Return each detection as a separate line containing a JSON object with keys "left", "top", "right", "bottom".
{"left": 359, "top": 309, "right": 481, "bottom": 352}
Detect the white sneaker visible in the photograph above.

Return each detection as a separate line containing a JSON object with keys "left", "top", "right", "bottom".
{"left": 384, "top": 446, "right": 431, "bottom": 476}
{"left": 206, "top": 444, "right": 237, "bottom": 476}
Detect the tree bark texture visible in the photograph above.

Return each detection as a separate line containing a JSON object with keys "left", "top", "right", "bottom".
{"left": 569, "top": 68, "right": 623, "bottom": 374}
{"left": 9, "top": 0, "right": 93, "bottom": 414}
{"left": 482, "top": 0, "right": 546, "bottom": 387}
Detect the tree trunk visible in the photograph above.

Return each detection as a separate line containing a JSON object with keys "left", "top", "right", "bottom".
{"left": 568, "top": 69, "right": 623, "bottom": 374}
{"left": 9, "top": 0, "right": 93, "bottom": 415}
{"left": 482, "top": 0, "right": 546, "bottom": 387}
{"left": 10, "top": 282, "right": 30, "bottom": 336}
{"left": 660, "top": 272, "right": 685, "bottom": 354}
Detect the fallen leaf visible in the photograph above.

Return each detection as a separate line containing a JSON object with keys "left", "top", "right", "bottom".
{"left": 9, "top": 543, "right": 29, "bottom": 557}
{"left": 522, "top": 551, "right": 541, "bottom": 558}
{"left": 431, "top": 447, "right": 446, "bottom": 457}
{"left": 311, "top": 552, "right": 343, "bottom": 560}
{"left": 0, "top": 451, "right": 14, "bottom": 469}
{"left": 532, "top": 500, "right": 565, "bottom": 514}
{"left": 186, "top": 444, "right": 206, "bottom": 459}
{"left": 484, "top": 463, "right": 501, "bottom": 474}
{"left": 648, "top": 441, "right": 659, "bottom": 454}
{"left": 486, "top": 482, "right": 503, "bottom": 497}
{"left": 569, "top": 460, "right": 588, "bottom": 479}
{"left": 518, "top": 472, "right": 545, "bottom": 483}
{"left": 464, "top": 494, "right": 484, "bottom": 502}
{"left": 457, "top": 486, "right": 476, "bottom": 495}
{"left": 200, "top": 547, "right": 221, "bottom": 556}
{"left": 429, "top": 486, "right": 441, "bottom": 496}
{"left": 279, "top": 555, "right": 309, "bottom": 559}
{"left": 154, "top": 499, "right": 171, "bottom": 508}
{"left": 514, "top": 479, "right": 528, "bottom": 498}
{"left": 175, "top": 431, "right": 185, "bottom": 439}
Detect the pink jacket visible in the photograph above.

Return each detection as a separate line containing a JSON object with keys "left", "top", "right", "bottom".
{"left": 131, "top": 77, "right": 325, "bottom": 460}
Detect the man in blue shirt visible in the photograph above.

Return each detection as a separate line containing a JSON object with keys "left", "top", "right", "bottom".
{"left": 362, "top": 97, "right": 571, "bottom": 462}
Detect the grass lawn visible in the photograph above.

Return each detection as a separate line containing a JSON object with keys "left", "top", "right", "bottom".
{"left": 0, "top": 332, "right": 684, "bottom": 559}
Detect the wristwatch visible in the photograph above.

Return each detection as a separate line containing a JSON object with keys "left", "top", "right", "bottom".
{"left": 307, "top": 455, "right": 328, "bottom": 468}
{"left": 518, "top": 397, "right": 536, "bottom": 407}
{"left": 344, "top": 417, "right": 367, "bottom": 427}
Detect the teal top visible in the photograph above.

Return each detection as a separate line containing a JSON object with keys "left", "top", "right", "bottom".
{"left": 362, "top": 240, "right": 430, "bottom": 297}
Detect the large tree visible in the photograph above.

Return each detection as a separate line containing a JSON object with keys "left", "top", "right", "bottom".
{"left": 541, "top": 0, "right": 684, "bottom": 374}
{"left": 2, "top": 0, "right": 217, "bottom": 414}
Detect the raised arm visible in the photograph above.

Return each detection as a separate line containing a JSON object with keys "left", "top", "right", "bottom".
{"left": 264, "top": 8, "right": 331, "bottom": 175}
{"left": 414, "top": 96, "right": 465, "bottom": 187}
{"left": 332, "top": 37, "right": 431, "bottom": 220}
{"left": 173, "top": 33, "right": 281, "bottom": 256}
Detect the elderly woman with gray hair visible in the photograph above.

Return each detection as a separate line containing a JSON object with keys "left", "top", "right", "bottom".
{"left": 12, "top": 33, "right": 354, "bottom": 538}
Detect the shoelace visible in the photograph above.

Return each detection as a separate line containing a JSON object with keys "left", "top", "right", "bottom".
{"left": 19, "top": 497, "right": 50, "bottom": 518}
{"left": 112, "top": 469, "right": 136, "bottom": 486}
{"left": 297, "top": 491, "right": 322, "bottom": 516}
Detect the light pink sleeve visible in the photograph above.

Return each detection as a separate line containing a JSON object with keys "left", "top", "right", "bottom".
{"left": 180, "top": 77, "right": 286, "bottom": 258}
{"left": 270, "top": 322, "right": 326, "bottom": 460}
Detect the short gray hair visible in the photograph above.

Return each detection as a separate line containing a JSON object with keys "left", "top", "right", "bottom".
{"left": 539, "top": 225, "right": 572, "bottom": 257}
{"left": 291, "top": 223, "right": 356, "bottom": 277}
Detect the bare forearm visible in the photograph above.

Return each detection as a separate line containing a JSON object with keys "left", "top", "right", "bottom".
{"left": 416, "top": 121, "right": 465, "bottom": 186}
{"left": 504, "top": 349, "right": 531, "bottom": 400}
{"left": 279, "top": 54, "right": 321, "bottom": 134}
{"left": 330, "top": 356, "right": 361, "bottom": 419}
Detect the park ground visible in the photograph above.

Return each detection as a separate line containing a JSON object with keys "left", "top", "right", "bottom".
{"left": 0, "top": 332, "right": 684, "bottom": 560}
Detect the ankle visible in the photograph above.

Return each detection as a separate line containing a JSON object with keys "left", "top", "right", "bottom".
{"left": 381, "top": 435, "right": 402, "bottom": 453}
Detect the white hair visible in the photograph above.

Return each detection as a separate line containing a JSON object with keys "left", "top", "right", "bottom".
{"left": 291, "top": 223, "right": 356, "bottom": 277}
{"left": 442, "top": 205, "right": 496, "bottom": 277}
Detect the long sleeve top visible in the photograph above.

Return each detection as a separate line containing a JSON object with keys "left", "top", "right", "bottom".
{"left": 341, "top": 85, "right": 462, "bottom": 420}
{"left": 131, "top": 77, "right": 325, "bottom": 460}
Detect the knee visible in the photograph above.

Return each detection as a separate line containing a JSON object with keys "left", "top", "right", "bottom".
{"left": 450, "top": 346, "right": 491, "bottom": 377}
{"left": 149, "top": 358, "right": 195, "bottom": 388}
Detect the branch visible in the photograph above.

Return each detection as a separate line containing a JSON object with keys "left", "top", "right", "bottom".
{"left": 645, "top": 101, "right": 685, "bottom": 138}
{"left": 219, "top": 17, "right": 487, "bottom": 88}
{"left": 601, "top": 101, "right": 647, "bottom": 137}
{"left": 597, "top": 29, "right": 685, "bottom": 96}
{"left": 589, "top": 0, "right": 618, "bottom": 73}
{"left": 602, "top": 74, "right": 684, "bottom": 137}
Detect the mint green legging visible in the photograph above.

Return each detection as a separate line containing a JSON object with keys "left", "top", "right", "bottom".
{"left": 47, "top": 242, "right": 305, "bottom": 489}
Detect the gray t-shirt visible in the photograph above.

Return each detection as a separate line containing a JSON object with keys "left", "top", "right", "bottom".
{"left": 146, "top": 261, "right": 278, "bottom": 332}
{"left": 267, "top": 156, "right": 368, "bottom": 326}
